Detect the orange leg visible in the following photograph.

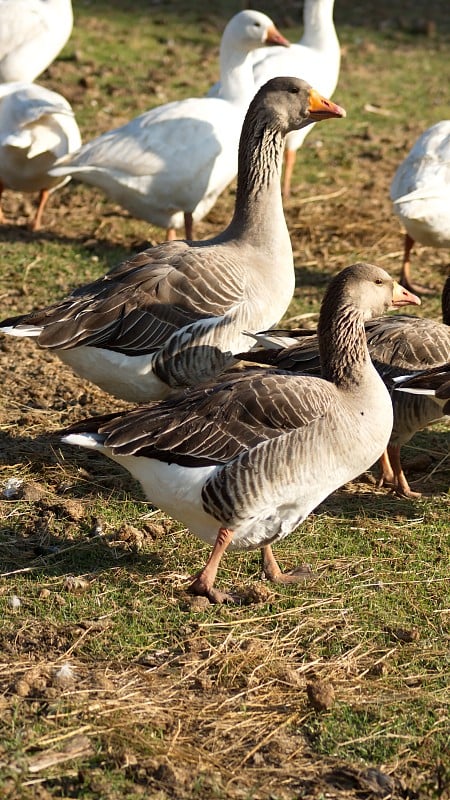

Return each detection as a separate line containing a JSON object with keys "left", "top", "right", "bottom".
{"left": 377, "top": 448, "right": 396, "bottom": 488}
{"left": 165, "top": 212, "right": 193, "bottom": 242}
{"left": 387, "top": 444, "right": 421, "bottom": 499}
{"left": 189, "top": 527, "right": 236, "bottom": 603}
{"left": 400, "top": 232, "right": 433, "bottom": 295}
{"left": 30, "top": 188, "right": 50, "bottom": 231}
{"left": 282, "top": 148, "right": 296, "bottom": 200}
{"left": 261, "top": 544, "right": 314, "bottom": 584}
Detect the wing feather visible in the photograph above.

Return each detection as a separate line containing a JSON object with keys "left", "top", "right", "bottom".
{"left": 65, "top": 371, "right": 334, "bottom": 466}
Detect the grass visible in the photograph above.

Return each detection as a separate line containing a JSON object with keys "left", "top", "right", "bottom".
{"left": 0, "top": 1, "right": 449, "bottom": 798}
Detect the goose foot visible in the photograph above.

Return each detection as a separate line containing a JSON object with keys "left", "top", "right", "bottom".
{"left": 188, "top": 580, "right": 240, "bottom": 604}
{"left": 187, "top": 526, "right": 238, "bottom": 604}
{"left": 261, "top": 545, "right": 316, "bottom": 585}
{"left": 377, "top": 447, "right": 422, "bottom": 498}
{"left": 393, "top": 485, "right": 422, "bottom": 500}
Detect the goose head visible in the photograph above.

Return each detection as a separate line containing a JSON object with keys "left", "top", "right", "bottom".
{"left": 224, "top": 9, "right": 290, "bottom": 54}
{"left": 254, "top": 76, "right": 346, "bottom": 136}
{"left": 321, "top": 263, "right": 421, "bottom": 325}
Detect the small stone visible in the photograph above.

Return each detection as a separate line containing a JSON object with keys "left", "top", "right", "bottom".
{"left": 39, "top": 588, "right": 51, "bottom": 599}
{"left": 63, "top": 576, "right": 90, "bottom": 593}
{"left": 53, "top": 663, "right": 76, "bottom": 689}
{"left": 3, "top": 478, "right": 23, "bottom": 499}
{"left": 9, "top": 595, "right": 21, "bottom": 611}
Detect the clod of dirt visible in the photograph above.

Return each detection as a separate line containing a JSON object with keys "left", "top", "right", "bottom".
{"left": 14, "top": 679, "right": 31, "bottom": 697}
{"left": 387, "top": 626, "right": 420, "bottom": 643}
{"left": 274, "top": 665, "right": 304, "bottom": 687}
{"left": 143, "top": 519, "right": 170, "bottom": 539}
{"left": 63, "top": 576, "right": 90, "bottom": 593}
{"left": 115, "top": 522, "right": 146, "bottom": 550}
{"left": 306, "top": 679, "right": 335, "bottom": 711}
{"left": 241, "top": 582, "right": 275, "bottom": 604}
{"left": 185, "top": 595, "right": 211, "bottom": 611}
{"left": 369, "top": 661, "right": 388, "bottom": 677}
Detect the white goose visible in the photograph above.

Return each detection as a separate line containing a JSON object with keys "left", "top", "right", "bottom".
{"left": 0, "top": 82, "right": 81, "bottom": 230}
{"left": 48, "top": 10, "right": 289, "bottom": 242}
{"left": 0, "top": 77, "right": 346, "bottom": 402}
{"left": 0, "top": 0, "right": 73, "bottom": 83}
{"left": 253, "top": 0, "right": 340, "bottom": 198}
{"left": 390, "top": 120, "right": 450, "bottom": 294}
{"left": 62, "top": 264, "right": 420, "bottom": 604}
{"left": 209, "top": 1, "right": 340, "bottom": 200}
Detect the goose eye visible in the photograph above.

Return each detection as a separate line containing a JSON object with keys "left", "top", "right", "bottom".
{"left": 289, "top": 87, "right": 299, "bottom": 94}
{"left": 375, "top": 279, "right": 383, "bottom": 285}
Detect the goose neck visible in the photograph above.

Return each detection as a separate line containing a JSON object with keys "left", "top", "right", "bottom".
{"left": 318, "top": 303, "right": 369, "bottom": 389}
{"left": 219, "top": 42, "right": 254, "bottom": 103}
{"left": 301, "top": 0, "right": 338, "bottom": 47}
{"left": 226, "top": 120, "right": 287, "bottom": 239}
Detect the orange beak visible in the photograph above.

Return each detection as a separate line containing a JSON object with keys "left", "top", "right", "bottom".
{"left": 307, "top": 88, "right": 346, "bottom": 120}
{"left": 391, "top": 281, "right": 421, "bottom": 307}
{"left": 265, "top": 25, "right": 290, "bottom": 48}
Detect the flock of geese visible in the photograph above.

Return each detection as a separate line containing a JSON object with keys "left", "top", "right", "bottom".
{"left": 1, "top": 1, "right": 449, "bottom": 603}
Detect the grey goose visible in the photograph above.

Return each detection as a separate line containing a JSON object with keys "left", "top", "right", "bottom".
{"left": 239, "top": 277, "right": 450, "bottom": 497}
{"left": 0, "top": 77, "right": 345, "bottom": 403}
{"left": 62, "top": 264, "right": 420, "bottom": 603}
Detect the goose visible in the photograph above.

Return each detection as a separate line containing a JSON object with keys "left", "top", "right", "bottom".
{"left": 0, "top": 0, "right": 73, "bottom": 83}
{"left": 61, "top": 263, "right": 420, "bottom": 604}
{"left": 252, "top": 0, "right": 340, "bottom": 199}
{"left": 238, "top": 276, "right": 450, "bottom": 498}
{"left": 209, "top": 0, "right": 340, "bottom": 199}
{"left": 0, "top": 77, "right": 346, "bottom": 403}
{"left": 0, "top": 82, "right": 81, "bottom": 230}
{"left": 390, "top": 120, "right": 450, "bottom": 294}
{"left": 48, "top": 10, "right": 290, "bottom": 242}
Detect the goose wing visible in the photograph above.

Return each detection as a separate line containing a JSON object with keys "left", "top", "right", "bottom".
{"left": 364, "top": 315, "right": 450, "bottom": 370}
{"left": 66, "top": 371, "right": 334, "bottom": 466}
{"left": 3, "top": 241, "right": 248, "bottom": 355}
